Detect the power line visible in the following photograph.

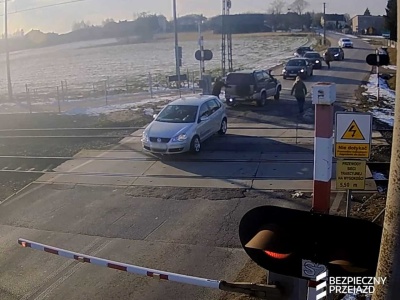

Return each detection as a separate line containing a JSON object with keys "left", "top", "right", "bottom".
{"left": 0, "top": 0, "right": 86, "bottom": 17}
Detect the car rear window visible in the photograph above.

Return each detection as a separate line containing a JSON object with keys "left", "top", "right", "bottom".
{"left": 304, "top": 53, "right": 320, "bottom": 58}
{"left": 226, "top": 73, "right": 254, "bottom": 85}
{"left": 286, "top": 59, "right": 306, "bottom": 66}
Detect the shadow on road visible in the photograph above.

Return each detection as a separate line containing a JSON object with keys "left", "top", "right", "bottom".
{"left": 307, "top": 75, "right": 363, "bottom": 85}
{"left": 329, "top": 66, "right": 367, "bottom": 73}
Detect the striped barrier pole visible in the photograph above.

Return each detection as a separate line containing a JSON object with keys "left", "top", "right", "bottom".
{"left": 311, "top": 82, "right": 336, "bottom": 214}
{"left": 18, "top": 238, "right": 282, "bottom": 299}
{"left": 308, "top": 83, "right": 336, "bottom": 300}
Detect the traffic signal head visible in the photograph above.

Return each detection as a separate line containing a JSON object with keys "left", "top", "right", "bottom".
{"left": 195, "top": 50, "right": 214, "bottom": 61}
{"left": 239, "top": 206, "right": 382, "bottom": 280}
{"left": 366, "top": 53, "right": 389, "bottom": 66}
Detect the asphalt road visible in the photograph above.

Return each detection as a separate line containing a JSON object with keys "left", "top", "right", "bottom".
{"left": 0, "top": 33, "right": 375, "bottom": 300}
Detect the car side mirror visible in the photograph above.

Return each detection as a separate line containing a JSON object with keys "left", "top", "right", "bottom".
{"left": 153, "top": 114, "right": 157, "bottom": 119}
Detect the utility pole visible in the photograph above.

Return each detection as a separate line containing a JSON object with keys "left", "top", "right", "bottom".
{"left": 323, "top": 2, "right": 326, "bottom": 45}
{"left": 4, "top": 0, "right": 13, "bottom": 102}
{"left": 198, "top": 16, "right": 205, "bottom": 78}
{"left": 221, "top": 0, "right": 226, "bottom": 77}
{"left": 172, "top": 0, "right": 181, "bottom": 94}
{"left": 226, "top": 0, "right": 233, "bottom": 73}
{"left": 372, "top": 4, "right": 400, "bottom": 299}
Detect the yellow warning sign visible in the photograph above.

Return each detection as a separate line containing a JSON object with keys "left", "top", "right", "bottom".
{"left": 336, "top": 160, "right": 366, "bottom": 190}
{"left": 335, "top": 143, "right": 370, "bottom": 158}
{"left": 341, "top": 120, "right": 365, "bottom": 140}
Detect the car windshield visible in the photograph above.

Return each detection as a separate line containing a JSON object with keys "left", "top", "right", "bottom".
{"left": 342, "top": 39, "right": 351, "bottom": 42}
{"left": 286, "top": 59, "right": 306, "bottom": 67}
{"left": 304, "top": 53, "right": 320, "bottom": 58}
{"left": 156, "top": 105, "right": 198, "bottom": 123}
{"left": 297, "top": 47, "right": 311, "bottom": 53}
{"left": 330, "top": 48, "right": 340, "bottom": 53}
{"left": 226, "top": 73, "right": 254, "bottom": 85}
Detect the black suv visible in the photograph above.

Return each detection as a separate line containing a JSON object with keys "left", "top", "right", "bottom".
{"left": 224, "top": 70, "right": 282, "bottom": 107}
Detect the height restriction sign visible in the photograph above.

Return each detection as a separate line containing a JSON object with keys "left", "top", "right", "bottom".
{"left": 334, "top": 112, "right": 372, "bottom": 159}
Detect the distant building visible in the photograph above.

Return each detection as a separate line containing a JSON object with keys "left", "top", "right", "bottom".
{"left": 321, "top": 14, "right": 347, "bottom": 30}
{"left": 351, "top": 15, "right": 385, "bottom": 35}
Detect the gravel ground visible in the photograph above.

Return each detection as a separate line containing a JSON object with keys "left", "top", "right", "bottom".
{"left": 0, "top": 103, "right": 166, "bottom": 201}
{"left": 0, "top": 88, "right": 389, "bottom": 300}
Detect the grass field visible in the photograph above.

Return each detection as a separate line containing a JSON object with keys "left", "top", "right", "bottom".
{"left": 154, "top": 30, "right": 312, "bottom": 42}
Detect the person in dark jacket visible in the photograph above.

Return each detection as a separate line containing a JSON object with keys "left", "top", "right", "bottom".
{"left": 291, "top": 76, "right": 307, "bottom": 114}
{"left": 212, "top": 77, "right": 226, "bottom": 98}
{"left": 323, "top": 50, "right": 334, "bottom": 69}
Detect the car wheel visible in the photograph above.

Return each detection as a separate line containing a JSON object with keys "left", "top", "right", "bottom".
{"left": 311, "top": 70, "right": 314, "bottom": 76}
{"left": 218, "top": 118, "right": 227, "bottom": 135}
{"left": 190, "top": 135, "right": 201, "bottom": 154}
{"left": 257, "top": 92, "right": 267, "bottom": 107}
{"left": 283, "top": 75, "right": 287, "bottom": 80}
{"left": 274, "top": 87, "right": 281, "bottom": 100}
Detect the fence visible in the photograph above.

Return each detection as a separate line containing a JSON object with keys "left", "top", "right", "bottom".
{"left": 0, "top": 70, "right": 206, "bottom": 114}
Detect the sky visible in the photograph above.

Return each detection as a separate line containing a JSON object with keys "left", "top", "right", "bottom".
{"left": 0, "top": 0, "right": 388, "bottom": 34}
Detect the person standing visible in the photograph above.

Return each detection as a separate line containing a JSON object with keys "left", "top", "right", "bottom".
{"left": 211, "top": 77, "right": 226, "bottom": 98}
{"left": 323, "top": 50, "right": 333, "bottom": 69}
{"left": 291, "top": 76, "right": 307, "bottom": 114}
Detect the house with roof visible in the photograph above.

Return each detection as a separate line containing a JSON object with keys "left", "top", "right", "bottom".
{"left": 321, "top": 14, "right": 347, "bottom": 30}
{"left": 350, "top": 15, "right": 385, "bottom": 35}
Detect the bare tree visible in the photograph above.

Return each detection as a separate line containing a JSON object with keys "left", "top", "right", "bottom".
{"left": 289, "top": 0, "right": 309, "bottom": 15}
{"left": 269, "top": 0, "right": 286, "bottom": 14}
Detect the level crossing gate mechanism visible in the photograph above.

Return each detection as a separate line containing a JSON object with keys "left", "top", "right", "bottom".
{"left": 17, "top": 238, "right": 283, "bottom": 299}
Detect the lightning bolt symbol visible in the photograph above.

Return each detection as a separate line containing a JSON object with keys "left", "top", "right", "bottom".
{"left": 349, "top": 125, "right": 357, "bottom": 137}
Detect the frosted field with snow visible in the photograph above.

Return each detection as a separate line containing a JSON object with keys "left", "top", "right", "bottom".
{"left": 0, "top": 35, "right": 309, "bottom": 97}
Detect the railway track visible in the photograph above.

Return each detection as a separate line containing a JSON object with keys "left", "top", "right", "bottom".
{"left": 0, "top": 155, "right": 391, "bottom": 183}
{"left": 0, "top": 155, "right": 318, "bottom": 175}
{"left": 0, "top": 126, "right": 393, "bottom": 192}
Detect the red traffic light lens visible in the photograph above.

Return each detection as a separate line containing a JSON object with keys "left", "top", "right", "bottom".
{"left": 265, "top": 251, "right": 291, "bottom": 259}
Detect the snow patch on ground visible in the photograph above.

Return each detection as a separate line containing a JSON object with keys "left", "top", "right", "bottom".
{"left": 383, "top": 65, "right": 397, "bottom": 70}
{"left": 63, "top": 96, "right": 174, "bottom": 116}
{"left": 372, "top": 172, "right": 387, "bottom": 180}
{"left": 362, "top": 74, "right": 395, "bottom": 127}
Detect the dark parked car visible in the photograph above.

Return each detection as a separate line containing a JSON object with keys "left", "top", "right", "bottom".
{"left": 303, "top": 51, "right": 323, "bottom": 69}
{"left": 224, "top": 70, "right": 282, "bottom": 107}
{"left": 328, "top": 47, "right": 345, "bottom": 60}
{"left": 282, "top": 58, "right": 314, "bottom": 80}
{"left": 294, "top": 46, "right": 313, "bottom": 57}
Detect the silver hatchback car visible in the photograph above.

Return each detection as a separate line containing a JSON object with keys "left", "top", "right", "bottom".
{"left": 141, "top": 95, "right": 228, "bottom": 154}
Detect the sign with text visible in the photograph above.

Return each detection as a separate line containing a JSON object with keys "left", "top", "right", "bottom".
{"left": 302, "top": 260, "right": 327, "bottom": 280}
{"left": 336, "top": 160, "right": 367, "bottom": 190}
{"left": 335, "top": 112, "right": 372, "bottom": 159}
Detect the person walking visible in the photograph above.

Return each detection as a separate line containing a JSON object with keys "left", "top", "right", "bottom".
{"left": 323, "top": 50, "right": 333, "bottom": 69}
{"left": 291, "top": 76, "right": 307, "bottom": 115}
{"left": 211, "top": 77, "right": 226, "bottom": 98}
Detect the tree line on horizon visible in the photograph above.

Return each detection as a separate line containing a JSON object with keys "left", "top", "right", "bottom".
{"left": 0, "top": 0, "right": 396, "bottom": 52}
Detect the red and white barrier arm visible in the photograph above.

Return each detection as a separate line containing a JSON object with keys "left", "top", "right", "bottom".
{"left": 18, "top": 238, "right": 282, "bottom": 299}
